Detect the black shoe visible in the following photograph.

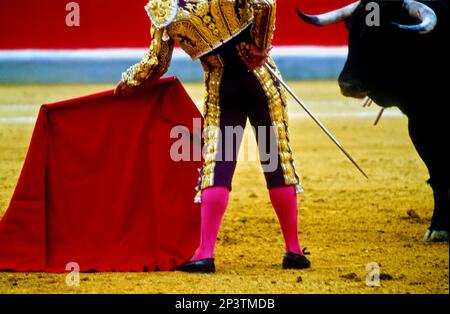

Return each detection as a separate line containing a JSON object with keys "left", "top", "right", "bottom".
{"left": 282, "top": 252, "right": 311, "bottom": 269}
{"left": 176, "top": 258, "right": 215, "bottom": 273}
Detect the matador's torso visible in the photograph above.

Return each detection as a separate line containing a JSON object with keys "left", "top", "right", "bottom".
{"left": 122, "top": 0, "right": 277, "bottom": 86}
{"left": 146, "top": 0, "right": 275, "bottom": 59}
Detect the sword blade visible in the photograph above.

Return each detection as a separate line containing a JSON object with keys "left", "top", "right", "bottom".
{"left": 264, "top": 63, "right": 368, "bottom": 179}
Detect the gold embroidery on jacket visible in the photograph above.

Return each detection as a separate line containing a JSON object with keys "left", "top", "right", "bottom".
{"left": 250, "top": 0, "right": 276, "bottom": 49}
{"left": 145, "top": 0, "right": 179, "bottom": 29}
{"left": 122, "top": 26, "right": 174, "bottom": 87}
{"left": 123, "top": 0, "right": 277, "bottom": 86}
{"left": 167, "top": 0, "right": 253, "bottom": 60}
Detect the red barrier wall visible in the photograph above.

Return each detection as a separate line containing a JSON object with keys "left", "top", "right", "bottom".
{"left": 0, "top": 0, "right": 354, "bottom": 49}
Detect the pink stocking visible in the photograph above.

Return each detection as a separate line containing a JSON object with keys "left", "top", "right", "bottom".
{"left": 190, "top": 186, "right": 230, "bottom": 261}
{"left": 269, "top": 186, "right": 303, "bottom": 255}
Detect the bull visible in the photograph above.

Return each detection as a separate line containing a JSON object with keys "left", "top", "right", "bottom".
{"left": 296, "top": 0, "right": 449, "bottom": 241}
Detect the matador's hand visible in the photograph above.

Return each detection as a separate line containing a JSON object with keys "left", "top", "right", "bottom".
{"left": 241, "top": 42, "right": 270, "bottom": 71}
{"left": 114, "top": 79, "right": 161, "bottom": 96}
{"left": 114, "top": 80, "right": 134, "bottom": 97}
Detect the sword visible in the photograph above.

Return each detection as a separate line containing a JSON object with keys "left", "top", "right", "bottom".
{"left": 264, "top": 62, "right": 368, "bottom": 179}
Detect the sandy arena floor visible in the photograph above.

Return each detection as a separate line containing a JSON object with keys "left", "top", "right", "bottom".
{"left": 0, "top": 81, "right": 448, "bottom": 293}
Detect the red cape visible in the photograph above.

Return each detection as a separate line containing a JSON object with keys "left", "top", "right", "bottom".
{"left": 0, "top": 77, "right": 202, "bottom": 272}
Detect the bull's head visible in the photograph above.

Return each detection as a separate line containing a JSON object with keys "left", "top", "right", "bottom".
{"left": 296, "top": 0, "right": 438, "bottom": 103}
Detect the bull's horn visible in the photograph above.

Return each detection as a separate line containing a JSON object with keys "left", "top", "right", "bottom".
{"left": 296, "top": 1, "right": 360, "bottom": 26}
{"left": 392, "top": 0, "right": 437, "bottom": 34}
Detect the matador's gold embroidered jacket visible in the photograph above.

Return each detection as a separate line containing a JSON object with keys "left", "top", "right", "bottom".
{"left": 122, "top": 0, "right": 302, "bottom": 199}
{"left": 122, "top": 0, "right": 277, "bottom": 86}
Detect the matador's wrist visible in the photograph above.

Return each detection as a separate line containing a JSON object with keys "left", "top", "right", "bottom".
{"left": 121, "top": 67, "right": 137, "bottom": 88}
{"left": 240, "top": 42, "right": 270, "bottom": 70}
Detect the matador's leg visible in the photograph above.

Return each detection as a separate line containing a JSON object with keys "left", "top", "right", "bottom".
{"left": 191, "top": 56, "right": 248, "bottom": 262}
{"left": 244, "top": 58, "right": 309, "bottom": 267}
{"left": 250, "top": 56, "right": 302, "bottom": 192}
{"left": 195, "top": 56, "right": 249, "bottom": 200}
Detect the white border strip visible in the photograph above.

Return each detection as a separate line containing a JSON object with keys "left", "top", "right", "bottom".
{"left": 0, "top": 46, "right": 348, "bottom": 61}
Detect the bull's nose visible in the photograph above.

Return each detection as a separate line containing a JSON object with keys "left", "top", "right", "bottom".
{"left": 338, "top": 80, "right": 368, "bottom": 99}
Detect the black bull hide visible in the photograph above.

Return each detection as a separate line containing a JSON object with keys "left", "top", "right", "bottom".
{"left": 298, "top": 0, "right": 449, "bottom": 238}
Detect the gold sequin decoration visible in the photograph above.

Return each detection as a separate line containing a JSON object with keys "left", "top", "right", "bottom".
{"left": 145, "top": 0, "right": 178, "bottom": 29}
{"left": 199, "top": 65, "right": 224, "bottom": 191}
{"left": 122, "top": 26, "right": 174, "bottom": 87}
{"left": 250, "top": 0, "right": 276, "bottom": 50}
{"left": 167, "top": 0, "right": 253, "bottom": 60}
{"left": 251, "top": 59, "right": 302, "bottom": 190}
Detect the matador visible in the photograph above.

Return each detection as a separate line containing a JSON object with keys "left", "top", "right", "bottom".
{"left": 115, "top": 0, "right": 311, "bottom": 273}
